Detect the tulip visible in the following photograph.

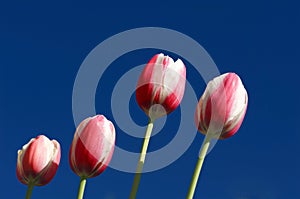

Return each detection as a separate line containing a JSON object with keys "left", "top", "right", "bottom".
{"left": 16, "top": 135, "right": 61, "bottom": 199}
{"left": 136, "top": 53, "right": 186, "bottom": 120}
{"left": 130, "top": 53, "right": 186, "bottom": 199}
{"left": 195, "top": 72, "right": 248, "bottom": 139}
{"left": 187, "top": 72, "right": 248, "bottom": 199}
{"left": 69, "top": 115, "right": 115, "bottom": 199}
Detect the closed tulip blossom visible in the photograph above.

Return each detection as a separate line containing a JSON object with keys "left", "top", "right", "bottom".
{"left": 69, "top": 115, "right": 115, "bottom": 199}
{"left": 16, "top": 135, "right": 61, "bottom": 199}
{"left": 187, "top": 72, "right": 248, "bottom": 199}
{"left": 130, "top": 53, "right": 186, "bottom": 199}
{"left": 136, "top": 53, "right": 186, "bottom": 120}
{"left": 195, "top": 72, "right": 248, "bottom": 139}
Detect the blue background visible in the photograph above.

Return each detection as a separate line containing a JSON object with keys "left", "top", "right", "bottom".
{"left": 1, "top": 1, "right": 299, "bottom": 199}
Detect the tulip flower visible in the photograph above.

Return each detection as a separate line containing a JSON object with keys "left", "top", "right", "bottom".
{"left": 186, "top": 72, "right": 248, "bottom": 199}
{"left": 195, "top": 72, "right": 248, "bottom": 139}
{"left": 16, "top": 135, "right": 61, "bottom": 199}
{"left": 69, "top": 115, "right": 115, "bottom": 199}
{"left": 136, "top": 53, "right": 186, "bottom": 120}
{"left": 130, "top": 53, "right": 186, "bottom": 199}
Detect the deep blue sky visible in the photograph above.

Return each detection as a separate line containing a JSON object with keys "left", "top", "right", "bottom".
{"left": 1, "top": 1, "right": 299, "bottom": 199}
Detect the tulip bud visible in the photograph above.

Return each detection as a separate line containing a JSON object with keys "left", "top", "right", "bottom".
{"left": 16, "top": 135, "right": 61, "bottom": 186}
{"left": 136, "top": 53, "right": 186, "bottom": 120}
{"left": 69, "top": 115, "right": 116, "bottom": 178}
{"left": 195, "top": 73, "right": 248, "bottom": 139}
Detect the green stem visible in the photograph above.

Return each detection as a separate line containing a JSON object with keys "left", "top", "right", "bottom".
{"left": 77, "top": 177, "right": 87, "bottom": 199}
{"left": 25, "top": 183, "right": 34, "bottom": 199}
{"left": 129, "top": 120, "right": 154, "bottom": 199}
{"left": 186, "top": 134, "right": 212, "bottom": 199}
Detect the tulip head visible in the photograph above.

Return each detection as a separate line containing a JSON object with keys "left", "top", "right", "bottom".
{"left": 195, "top": 73, "right": 248, "bottom": 139}
{"left": 16, "top": 135, "right": 61, "bottom": 186}
{"left": 136, "top": 53, "right": 186, "bottom": 120}
{"left": 69, "top": 115, "right": 116, "bottom": 178}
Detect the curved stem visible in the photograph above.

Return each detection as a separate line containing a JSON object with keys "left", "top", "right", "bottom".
{"left": 77, "top": 177, "right": 87, "bottom": 199}
{"left": 25, "top": 183, "right": 34, "bottom": 199}
{"left": 129, "top": 119, "right": 154, "bottom": 199}
{"left": 186, "top": 134, "right": 212, "bottom": 199}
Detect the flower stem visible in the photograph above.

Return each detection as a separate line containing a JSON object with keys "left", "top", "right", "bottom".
{"left": 77, "top": 177, "right": 87, "bottom": 199}
{"left": 129, "top": 120, "right": 154, "bottom": 199}
{"left": 25, "top": 183, "right": 34, "bottom": 199}
{"left": 186, "top": 134, "right": 212, "bottom": 199}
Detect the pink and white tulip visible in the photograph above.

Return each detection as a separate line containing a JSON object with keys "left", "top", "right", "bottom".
{"left": 195, "top": 73, "right": 248, "bottom": 139}
{"left": 16, "top": 135, "right": 61, "bottom": 186}
{"left": 136, "top": 53, "right": 186, "bottom": 120}
{"left": 69, "top": 115, "right": 116, "bottom": 178}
